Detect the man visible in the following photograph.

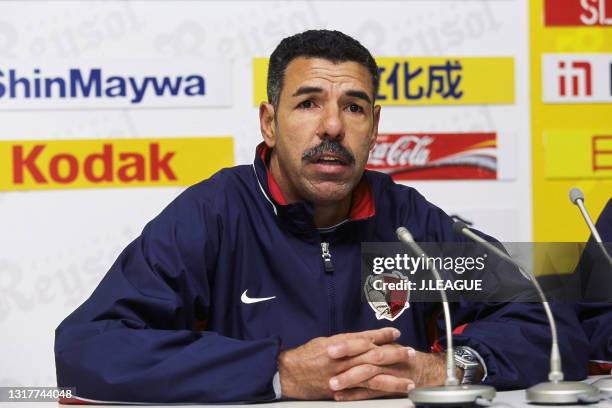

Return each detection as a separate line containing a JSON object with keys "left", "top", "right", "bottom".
{"left": 55, "top": 30, "right": 589, "bottom": 403}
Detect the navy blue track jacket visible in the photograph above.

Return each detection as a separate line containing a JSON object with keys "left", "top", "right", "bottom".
{"left": 55, "top": 143, "right": 590, "bottom": 403}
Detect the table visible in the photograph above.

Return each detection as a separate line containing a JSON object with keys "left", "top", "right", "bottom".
{"left": 0, "top": 377, "right": 610, "bottom": 408}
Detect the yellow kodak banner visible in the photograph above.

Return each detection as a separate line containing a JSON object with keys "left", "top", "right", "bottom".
{"left": 0, "top": 137, "right": 234, "bottom": 191}
{"left": 253, "top": 57, "right": 514, "bottom": 106}
{"left": 544, "top": 131, "right": 612, "bottom": 179}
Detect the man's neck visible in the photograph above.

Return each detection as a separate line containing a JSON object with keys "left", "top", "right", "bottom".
{"left": 312, "top": 198, "right": 351, "bottom": 229}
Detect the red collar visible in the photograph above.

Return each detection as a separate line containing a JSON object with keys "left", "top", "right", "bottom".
{"left": 257, "top": 143, "right": 375, "bottom": 221}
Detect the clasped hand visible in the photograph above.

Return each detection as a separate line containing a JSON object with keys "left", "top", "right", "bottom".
{"left": 278, "top": 327, "right": 448, "bottom": 401}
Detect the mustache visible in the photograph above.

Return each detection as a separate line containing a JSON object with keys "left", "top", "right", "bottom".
{"left": 302, "top": 138, "right": 356, "bottom": 164}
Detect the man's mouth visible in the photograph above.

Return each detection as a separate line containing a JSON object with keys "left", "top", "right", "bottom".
{"left": 307, "top": 153, "right": 350, "bottom": 166}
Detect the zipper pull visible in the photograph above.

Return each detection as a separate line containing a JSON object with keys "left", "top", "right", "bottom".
{"left": 321, "top": 241, "right": 334, "bottom": 273}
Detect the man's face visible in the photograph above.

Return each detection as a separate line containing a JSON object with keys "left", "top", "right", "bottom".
{"left": 261, "top": 57, "right": 381, "bottom": 204}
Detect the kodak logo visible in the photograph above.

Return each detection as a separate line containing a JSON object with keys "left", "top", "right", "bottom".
{"left": 12, "top": 143, "right": 176, "bottom": 184}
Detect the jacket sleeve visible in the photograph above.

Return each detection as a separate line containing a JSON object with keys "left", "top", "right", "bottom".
{"left": 54, "top": 184, "right": 281, "bottom": 403}
{"left": 575, "top": 303, "right": 612, "bottom": 363}
{"left": 406, "top": 189, "right": 590, "bottom": 389}
{"left": 448, "top": 302, "right": 589, "bottom": 389}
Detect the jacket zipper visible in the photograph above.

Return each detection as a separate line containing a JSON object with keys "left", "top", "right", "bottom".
{"left": 321, "top": 241, "right": 336, "bottom": 335}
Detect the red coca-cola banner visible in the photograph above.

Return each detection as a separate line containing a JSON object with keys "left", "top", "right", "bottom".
{"left": 544, "top": 0, "right": 612, "bottom": 26}
{"left": 367, "top": 133, "right": 497, "bottom": 180}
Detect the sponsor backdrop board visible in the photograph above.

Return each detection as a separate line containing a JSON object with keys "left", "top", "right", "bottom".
{"left": 254, "top": 57, "right": 515, "bottom": 106}
{"left": 533, "top": 0, "right": 612, "bottom": 242}
{"left": 544, "top": 131, "right": 612, "bottom": 179}
{"left": 0, "top": 1, "right": 530, "bottom": 388}
{"left": 542, "top": 53, "right": 612, "bottom": 103}
{"left": 0, "top": 137, "right": 233, "bottom": 190}
{"left": 0, "top": 59, "right": 232, "bottom": 109}
{"left": 367, "top": 132, "right": 498, "bottom": 180}
{"left": 543, "top": 0, "right": 612, "bottom": 27}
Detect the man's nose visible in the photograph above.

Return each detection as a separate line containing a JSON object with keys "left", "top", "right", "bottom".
{"left": 317, "top": 104, "right": 344, "bottom": 140}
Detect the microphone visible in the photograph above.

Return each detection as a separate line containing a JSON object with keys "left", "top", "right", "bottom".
{"left": 395, "top": 227, "right": 496, "bottom": 406}
{"left": 569, "top": 188, "right": 612, "bottom": 394}
{"left": 569, "top": 187, "right": 612, "bottom": 268}
{"left": 453, "top": 221, "right": 600, "bottom": 404}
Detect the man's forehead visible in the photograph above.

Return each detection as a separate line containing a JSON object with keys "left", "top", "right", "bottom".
{"left": 283, "top": 57, "right": 374, "bottom": 95}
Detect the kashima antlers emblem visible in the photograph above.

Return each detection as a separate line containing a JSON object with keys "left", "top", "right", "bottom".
{"left": 363, "top": 270, "right": 410, "bottom": 321}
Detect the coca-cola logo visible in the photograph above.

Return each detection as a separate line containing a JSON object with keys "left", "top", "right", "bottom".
{"left": 368, "top": 135, "right": 433, "bottom": 168}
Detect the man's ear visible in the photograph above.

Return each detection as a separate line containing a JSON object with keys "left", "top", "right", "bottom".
{"left": 369, "top": 104, "right": 381, "bottom": 150}
{"left": 259, "top": 102, "right": 276, "bottom": 148}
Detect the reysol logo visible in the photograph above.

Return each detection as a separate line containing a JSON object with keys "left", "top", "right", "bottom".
{"left": 0, "top": 137, "right": 234, "bottom": 191}
{"left": 363, "top": 270, "right": 411, "bottom": 321}
{"left": 0, "top": 60, "right": 232, "bottom": 109}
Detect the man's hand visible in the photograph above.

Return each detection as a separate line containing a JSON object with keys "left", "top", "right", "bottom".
{"left": 330, "top": 349, "right": 461, "bottom": 401}
{"left": 278, "top": 327, "right": 409, "bottom": 400}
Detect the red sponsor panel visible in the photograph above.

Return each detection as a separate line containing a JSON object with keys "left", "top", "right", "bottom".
{"left": 367, "top": 133, "right": 497, "bottom": 180}
{"left": 544, "top": 0, "right": 612, "bottom": 26}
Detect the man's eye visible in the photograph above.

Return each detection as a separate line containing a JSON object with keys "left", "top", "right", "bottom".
{"left": 298, "top": 100, "right": 314, "bottom": 109}
{"left": 347, "top": 103, "right": 364, "bottom": 113}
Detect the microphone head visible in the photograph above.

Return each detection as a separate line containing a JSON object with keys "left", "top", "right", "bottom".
{"left": 569, "top": 187, "right": 584, "bottom": 205}
{"left": 452, "top": 220, "right": 469, "bottom": 235}
{"left": 396, "top": 226, "right": 414, "bottom": 242}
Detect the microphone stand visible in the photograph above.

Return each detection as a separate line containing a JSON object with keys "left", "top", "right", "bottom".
{"left": 569, "top": 188, "right": 612, "bottom": 269}
{"left": 453, "top": 221, "right": 600, "bottom": 404}
{"left": 569, "top": 188, "right": 612, "bottom": 394}
{"left": 396, "top": 227, "right": 496, "bottom": 406}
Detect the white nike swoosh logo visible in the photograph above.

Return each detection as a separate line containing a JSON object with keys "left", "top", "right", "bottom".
{"left": 241, "top": 290, "right": 276, "bottom": 304}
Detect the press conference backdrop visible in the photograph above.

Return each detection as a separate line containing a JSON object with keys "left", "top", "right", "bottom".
{"left": 0, "top": 0, "right": 610, "bottom": 388}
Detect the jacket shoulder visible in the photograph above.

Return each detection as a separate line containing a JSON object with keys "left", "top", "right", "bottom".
{"left": 143, "top": 165, "right": 253, "bottom": 230}
{"left": 365, "top": 170, "right": 458, "bottom": 242}
{"left": 365, "top": 170, "right": 440, "bottom": 214}
{"left": 177, "top": 165, "right": 253, "bottom": 206}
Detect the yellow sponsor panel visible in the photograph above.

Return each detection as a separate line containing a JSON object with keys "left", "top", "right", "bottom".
{"left": 544, "top": 131, "right": 612, "bottom": 179}
{"left": 596, "top": 153, "right": 612, "bottom": 168}
{"left": 595, "top": 136, "right": 612, "bottom": 151}
{"left": 0, "top": 137, "right": 233, "bottom": 191}
{"left": 530, "top": 0, "right": 612, "bottom": 243}
{"left": 253, "top": 57, "right": 514, "bottom": 106}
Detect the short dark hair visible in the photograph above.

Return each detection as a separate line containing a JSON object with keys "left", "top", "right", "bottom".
{"left": 267, "top": 30, "right": 379, "bottom": 109}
